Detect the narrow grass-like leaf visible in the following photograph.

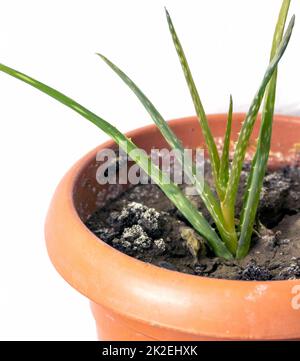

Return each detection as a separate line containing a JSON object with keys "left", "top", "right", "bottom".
{"left": 219, "top": 95, "right": 233, "bottom": 193}
{"left": 165, "top": 9, "right": 222, "bottom": 198}
{"left": 97, "top": 53, "right": 235, "bottom": 248}
{"left": 97, "top": 54, "right": 184, "bottom": 153}
{"left": 223, "top": 14, "right": 295, "bottom": 216}
{"left": 0, "top": 63, "right": 233, "bottom": 259}
{"left": 237, "top": 0, "right": 292, "bottom": 259}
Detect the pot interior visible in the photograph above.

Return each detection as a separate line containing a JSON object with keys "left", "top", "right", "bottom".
{"left": 73, "top": 114, "right": 300, "bottom": 223}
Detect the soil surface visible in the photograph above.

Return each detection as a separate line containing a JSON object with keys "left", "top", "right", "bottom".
{"left": 86, "top": 164, "right": 300, "bottom": 280}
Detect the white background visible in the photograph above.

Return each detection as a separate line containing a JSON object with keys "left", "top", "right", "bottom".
{"left": 0, "top": 0, "right": 299, "bottom": 340}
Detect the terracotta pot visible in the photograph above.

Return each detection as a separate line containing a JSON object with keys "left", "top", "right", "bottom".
{"left": 45, "top": 113, "right": 300, "bottom": 340}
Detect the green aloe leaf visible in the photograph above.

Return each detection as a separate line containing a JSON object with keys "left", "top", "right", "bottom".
{"left": 223, "top": 13, "right": 295, "bottom": 215}
{"left": 219, "top": 95, "right": 233, "bottom": 193}
{"left": 0, "top": 63, "right": 233, "bottom": 259}
{"left": 97, "top": 54, "right": 184, "bottom": 153}
{"left": 97, "top": 53, "right": 235, "bottom": 249}
{"left": 237, "top": 0, "right": 292, "bottom": 259}
{"left": 165, "top": 8, "right": 223, "bottom": 198}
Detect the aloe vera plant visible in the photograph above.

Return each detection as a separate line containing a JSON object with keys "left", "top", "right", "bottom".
{"left": 0, "top": 0, "right": 295, "bottom": 259}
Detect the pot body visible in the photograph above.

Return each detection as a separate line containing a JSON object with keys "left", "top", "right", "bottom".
{"left": 45, "top": 114, "right": 300, "bottom": 340}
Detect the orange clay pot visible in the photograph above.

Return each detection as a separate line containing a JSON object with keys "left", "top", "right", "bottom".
{"left": 45, "top": 113, "right": 300, "bottom": 340}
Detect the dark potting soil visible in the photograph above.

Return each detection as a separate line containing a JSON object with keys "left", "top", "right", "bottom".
{"left": 85, "top": 164, "right": 300, "bottom": 280}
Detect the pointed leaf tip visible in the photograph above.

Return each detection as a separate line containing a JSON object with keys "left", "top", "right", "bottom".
{"left": 96, "top": 53, "right": 106, "bottom": 60}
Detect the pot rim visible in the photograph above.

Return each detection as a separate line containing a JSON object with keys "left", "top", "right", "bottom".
{"left": 45, "top": 113, "right": 300, "bottom": 339}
